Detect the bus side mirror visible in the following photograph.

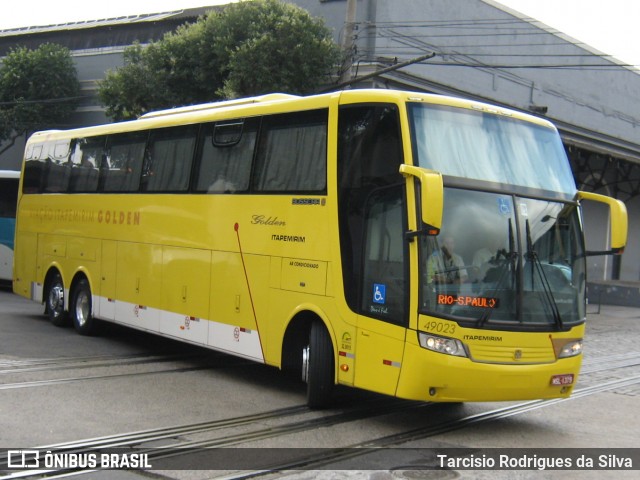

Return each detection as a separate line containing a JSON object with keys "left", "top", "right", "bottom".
{"left": 577, "top": 190, "right": 628, "bottom": 255}
{"left": 399, "top": 164, "right": 443, "bottom": 236}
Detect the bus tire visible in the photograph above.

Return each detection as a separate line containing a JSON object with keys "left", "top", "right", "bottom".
{"left": 70, "top": 278, "right": 98, "bottom": 336}
{"left": 45, "top": 271, "right": 68, "bottom": 327}
{"left": 304, "top": 320, "right": 334, "bottom": 409}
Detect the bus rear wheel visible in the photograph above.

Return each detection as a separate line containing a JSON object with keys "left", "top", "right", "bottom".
{"left": 303, "top": 320, "right": 334, "bottom": 409}
{"left": 70, "top": 278, "right": 98, "bottom": 336}
{"left": 45, "top": 272, "right": 68, "bottom": 327}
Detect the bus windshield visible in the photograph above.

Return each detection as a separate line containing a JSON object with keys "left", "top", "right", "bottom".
{"left": 408, "top": 103, "right": 576, "bottom": 196}
{"left": 419, "top": 187, "right": 586, "bottom": 328}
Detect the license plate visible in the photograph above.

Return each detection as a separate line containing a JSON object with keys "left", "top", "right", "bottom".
{"left": 550, "top": 374, "right": 574, "bottom": 386}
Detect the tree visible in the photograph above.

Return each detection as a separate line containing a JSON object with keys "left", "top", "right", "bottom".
{"left": 0, "top": 43, "right": 81, "bottom": 155}
{"left": 96, "top": 44, "right": 177, "bottom": 122}
{"left": 99, "top": 0, "right": 341, "bottom": 120}
{"left": 217, "top": 0, "right": 341, "bottom": 98}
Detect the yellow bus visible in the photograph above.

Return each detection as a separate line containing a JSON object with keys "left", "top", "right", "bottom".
{"left": 13, "top": 90, "right": 627, "bottom": 408}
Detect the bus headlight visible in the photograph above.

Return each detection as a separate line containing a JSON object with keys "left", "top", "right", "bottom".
{"left": 558, "top": 340, "right": 583, "bottom": 358}
{"left": 418, "top": 332, "right": 467, "bottom": 357}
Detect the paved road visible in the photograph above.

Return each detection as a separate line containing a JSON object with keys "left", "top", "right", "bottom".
{"left": 0, "top": 287, "right": 638, "bottom": 480}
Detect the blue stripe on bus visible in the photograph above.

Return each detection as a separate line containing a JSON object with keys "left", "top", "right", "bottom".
{"left": 0, "top": 217, "right": 16, "bottom": 250}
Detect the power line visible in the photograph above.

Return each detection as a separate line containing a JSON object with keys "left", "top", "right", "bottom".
{"left": 350, "top": 51, "right": 639, "bottom": 70}
{"left": 369, "top": 41, "right": 591, "bottom": 49}
{"left": 412, "top": 60, "right": 638, "bottom": 70}
{"left": 348, "top": 22, "right": 640, "bottom": 70}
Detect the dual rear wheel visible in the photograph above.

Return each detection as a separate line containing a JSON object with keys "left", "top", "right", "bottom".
{"left": 45, "top": 271, "right": 335, "bottom": 405}
{"left": 70, "top": 278, "right": 98, "bottom": 336}
{"left": 45, "top": 272, "right": 67, "bottom": 327}
{"left": 44, "top": 272, "right": 98, "bottom": 336}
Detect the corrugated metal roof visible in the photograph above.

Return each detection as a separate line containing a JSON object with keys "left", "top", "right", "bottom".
{"left": 0, "top": 7, "right": 212, "bottom": 38}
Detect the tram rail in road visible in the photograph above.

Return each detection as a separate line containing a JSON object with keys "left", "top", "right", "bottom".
{"left": 0, "top": 288, "right": 638, "bottom": 479}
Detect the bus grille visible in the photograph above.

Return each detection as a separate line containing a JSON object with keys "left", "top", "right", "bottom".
{"left": 468, "top": 344, "right": 555, "bottom": 364}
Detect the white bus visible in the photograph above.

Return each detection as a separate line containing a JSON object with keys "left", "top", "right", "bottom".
{"left": 0, "top": 170, "right": 20, "bottom": 282}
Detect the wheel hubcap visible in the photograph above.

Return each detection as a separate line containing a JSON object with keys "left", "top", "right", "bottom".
{"left": 302, "top": 345, "right": 310, "bottom": 383}
{"left": 48, "top": 285, "right": 63, "bottom": 315}
{"left": 75, "top": 292, "right": 90, "bottom": 327}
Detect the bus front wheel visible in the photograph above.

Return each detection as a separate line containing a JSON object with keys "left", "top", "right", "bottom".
{"left": 303, "top": 320, "right": 334, "bottom": 409}
{"left": 70, "top": 278, "right": 98, "bottom": 336}
{"left": 45, "top": 272, "right": 68, "bottom": 327}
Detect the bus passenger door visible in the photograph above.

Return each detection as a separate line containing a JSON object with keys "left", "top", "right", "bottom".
{"left": 353, "top": 186, "right": 408, "bottom": 396}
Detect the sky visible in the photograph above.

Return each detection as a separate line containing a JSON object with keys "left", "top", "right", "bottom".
{"left": 497, "top": 0, "right": 640, "bottom": 68}
{"left": 0, "top": 0, "right": 638, "bottom": 68}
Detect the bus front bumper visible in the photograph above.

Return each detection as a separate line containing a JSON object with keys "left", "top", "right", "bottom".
{"left": 396, "top": 342, "right": 582, "bottom": 403}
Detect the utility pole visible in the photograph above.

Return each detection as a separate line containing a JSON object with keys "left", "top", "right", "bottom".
{"left": 339, "top": 0, "right": 358, "bottom": 84}
{"left": 323, "top": 51, "right": 436, "bottom": 93}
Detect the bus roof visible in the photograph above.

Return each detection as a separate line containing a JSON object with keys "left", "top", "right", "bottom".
{"left": 139, "top": 93, "right": 300, "bottom": 119}
{"left": 0, "top": 170, "right": 20, "bottom": 179}
{"left": 26, "top": 89, "right": 556, "bottom": 144}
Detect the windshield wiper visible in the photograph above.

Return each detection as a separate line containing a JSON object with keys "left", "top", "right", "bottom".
{"left": 525, "top": 219, "right": 564, "bottom": 330}
{"left": 477, "top": 219, "right": 517, "bottom": 328}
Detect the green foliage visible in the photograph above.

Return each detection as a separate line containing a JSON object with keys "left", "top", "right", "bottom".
{"left": 97, "top": 44, "right": 176, "bottom": 121}
{"left": 0, "top": 43, "right": 81, "bottom": 145}
{"left": 218, "top": 0, "right": 341, "bottom": 98}
{"left": 99, "top": 0, "right": 340, "bottom": 120}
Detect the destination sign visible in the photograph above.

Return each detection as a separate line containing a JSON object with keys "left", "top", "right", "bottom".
{"left": 437, "top": 294, "right": 499, "bottom": 308}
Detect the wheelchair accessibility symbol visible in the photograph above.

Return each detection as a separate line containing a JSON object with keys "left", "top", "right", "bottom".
{"left": 497, "top": 197, "right": 511, "bottom": 216}
{"left": 373, "top": 284, "right": 386, "bottom": 304}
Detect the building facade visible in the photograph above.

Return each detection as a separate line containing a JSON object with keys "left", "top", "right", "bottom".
{"left": 1, "top": 0, "right": 638, "bottom": 300}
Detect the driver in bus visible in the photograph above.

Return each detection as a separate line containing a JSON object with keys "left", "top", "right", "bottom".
{"left": 428, "top": 237, "right": 468, "bottom": 284}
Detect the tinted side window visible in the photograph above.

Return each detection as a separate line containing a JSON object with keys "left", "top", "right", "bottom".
{"left": 0, "top": 178, "right": 18, "bottom": 217}
{"left": 43, "top": 141, "right": 72, "bottom": 193}
{"left": 254, "top": 109, "right": 327, "bottom": 193}
{"left": 195, "top": 119, "right": 258, "bottom": 193}
{"left": 69, "top": 137, "right": 106, "bottom": 193}
{"left": 143, "top": 126, "right": 198, "bottom": 192}
{"left": 22, "top": 143, "right": 47, "bottom": 193}
{"left": 102, "top": 132, "right": 147, "bottom": 192}
{"left": 21, "top": 141, "right": 71, "bottom": 193}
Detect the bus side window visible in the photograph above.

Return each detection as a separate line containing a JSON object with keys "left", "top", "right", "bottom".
{"left": 22, "top": 143, "right": 47, "bottom": 193}
{"left": 195, "top": 118, "right": 257, "bottom": 194}
{"left": 0, "top": 177, "right": 18, "bottom": 217}
{"left": 143, "top": 125, "right": 197, "bottom": 192}
{"left": 102, "top": 132, "right": 147, "bottom": 192}
{"left": 68, "top": 137, "right": 106, "bottom": 193}
{"left": 43, "top": 141, "right": 71, "bottom": 193}
{"left": 253, "top": 109, "right": 327, "bottom": 193}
